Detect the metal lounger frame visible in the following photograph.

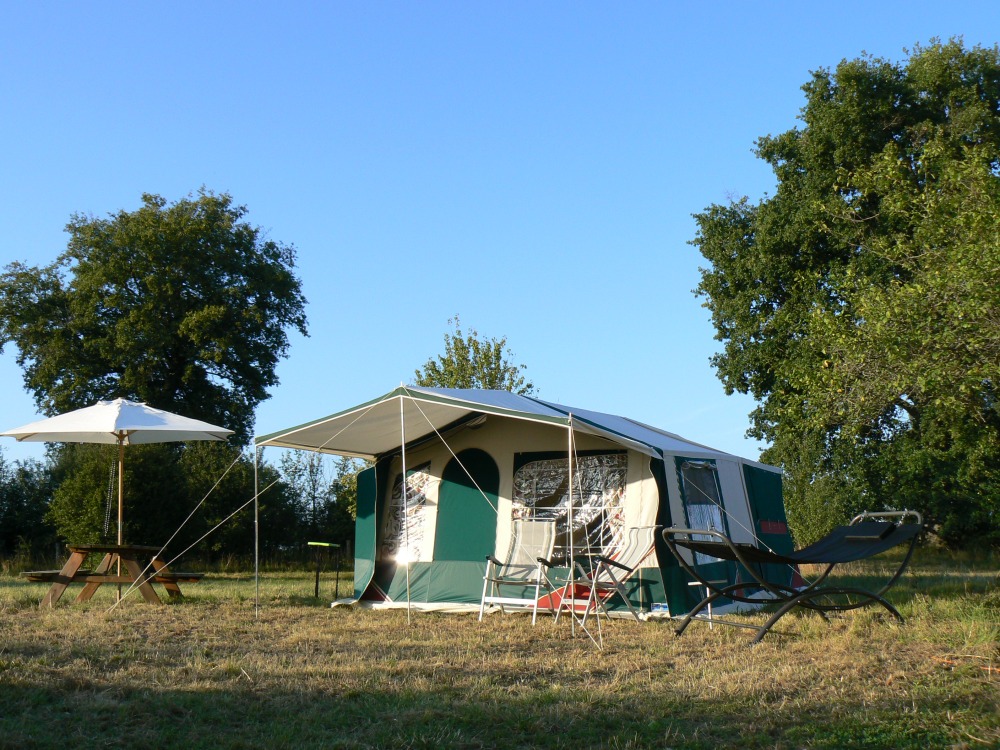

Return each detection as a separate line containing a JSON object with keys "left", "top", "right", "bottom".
{"left": 661, "top": 510, "right": 923, "bottom": 645}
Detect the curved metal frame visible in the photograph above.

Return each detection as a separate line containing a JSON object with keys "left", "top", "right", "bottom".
{"left": 662, "top": 510, "right": 922, "bottom": 645}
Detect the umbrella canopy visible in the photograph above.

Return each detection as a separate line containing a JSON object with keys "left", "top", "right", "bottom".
{"left": 2, "top": 398, "right": 234, "bottom": 445}
{"left": 2, "top": 398, "right": 234, "bottom": 544}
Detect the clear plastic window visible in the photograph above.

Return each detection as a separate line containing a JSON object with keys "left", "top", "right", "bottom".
{"left": 680, "top": 460, "right": 725, "bottom": 564}
{"left": 513, "top": 452, "right": 627, "bottom": 563}
{"left": 381, "top": 462, "right": 431, "bottom": 563}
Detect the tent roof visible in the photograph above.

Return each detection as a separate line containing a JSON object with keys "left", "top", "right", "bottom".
{"left": 255, "top": 386, "right": 756, "bottom": 464}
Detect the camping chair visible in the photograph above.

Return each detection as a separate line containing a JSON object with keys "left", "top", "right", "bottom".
{"left": 479, "top": 519, "right": 557, "bottom": 625}
{"left": 554, "top": 525, "right": 659, "bottom": 626}
{"left": 661, "top": 509, "right": 923, "bottom": 645}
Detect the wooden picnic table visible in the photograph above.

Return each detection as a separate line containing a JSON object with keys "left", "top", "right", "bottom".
{"left": 22, "top": 543, "right": 203, "bottom": 607}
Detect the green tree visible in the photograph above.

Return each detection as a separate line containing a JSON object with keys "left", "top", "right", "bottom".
{"left": 414, "top": 316, "right": 535, "bottom": 394}
{"left": 42, "top": 442, "right": 299, "bottom": 561}
{"left": 180, "top": 443, "right": 299, "bottom": 564}
{"left": 0, "top": 452, "right": 57, "bottom": 562}
{"left": 0, "top": 190, "right": 309, "bottom": 549}
{"left": 0, "top": 189, "right": 308, "bottom": 444}
{"left": 692, "top": 39, "right": 1000, "bottom": 547}
{"left": 279, "top": 451, "right": 359, "bottom": 548}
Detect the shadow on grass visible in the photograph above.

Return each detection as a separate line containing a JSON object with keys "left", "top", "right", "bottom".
{"left": 0, "top": 676, "right": 978, "bottom": 750}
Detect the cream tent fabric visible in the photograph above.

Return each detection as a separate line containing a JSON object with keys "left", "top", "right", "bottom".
{"left": 255, "top": 386, "right": 791, "bottom": 617}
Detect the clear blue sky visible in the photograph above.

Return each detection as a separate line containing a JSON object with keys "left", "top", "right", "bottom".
{"left": 2, "top": 3, "right": 997, "bottom": 464}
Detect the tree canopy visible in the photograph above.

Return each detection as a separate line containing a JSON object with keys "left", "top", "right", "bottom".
{"left": 692, "top": 39, "right": 1000, "bottom": 547}
{"left": 0, "top": 190, "right": 308, "bottom": 444}
{"left": 0, "top": 190, "right": 309, "bottom": 550}
{"left": 413, "top": 316, "right": 535, "bottom": 395}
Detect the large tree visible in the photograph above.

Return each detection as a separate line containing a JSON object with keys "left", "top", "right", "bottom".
{"left": 0, "top": 190, "right": 308, "bottom": 444}
{"left": 693, "top": 39, "right": 1000, "bottom": 547}
{"left": 414, "top": 316, "right": 535, "bottom": 394}
{"left": 0, "top": 190, "right": 308, "bottom": 549}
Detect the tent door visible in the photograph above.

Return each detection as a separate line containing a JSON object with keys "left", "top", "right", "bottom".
{"left": 433, "top": 449, "right": 499, "bottom": 561}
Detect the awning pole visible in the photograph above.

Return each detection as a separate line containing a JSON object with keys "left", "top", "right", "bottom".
{"left": 400, "top": 394, "right": 412, "bottom": 626}
{"left": 568, "top": 415, "right": 575, "bottom": 638}
{"left": 254, "top": 446, "right": 260, "bottom": 619}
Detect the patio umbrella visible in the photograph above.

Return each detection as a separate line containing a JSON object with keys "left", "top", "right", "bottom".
{"left": 2, "top": 398, "right": 234, "bottom": 544}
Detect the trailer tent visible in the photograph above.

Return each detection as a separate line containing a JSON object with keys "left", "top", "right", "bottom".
{"left": 256, "top": 386, "right": 794, "bottom": 616}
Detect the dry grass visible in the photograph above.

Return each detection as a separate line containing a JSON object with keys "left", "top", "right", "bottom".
{"left": 1, "top": 550, "right": 997, "bottom": 749}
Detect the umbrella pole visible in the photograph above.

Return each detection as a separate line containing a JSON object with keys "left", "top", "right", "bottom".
{"left": 117, "top": 437, "right": 124, "bottom": 603}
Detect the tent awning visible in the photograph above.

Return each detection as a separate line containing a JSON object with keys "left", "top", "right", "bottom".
{"left": 255, "top": 386, "right": 738, "bottom": 462}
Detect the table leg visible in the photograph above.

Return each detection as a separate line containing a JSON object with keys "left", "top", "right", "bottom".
{"left": 40, "top": 550, "right": 88, "bottom": 608}
{"left": 120, "top": 556, "right": 162, "bottom": 604}
{"left": 150, "top": 557, "right": 183, "bottom": 599}
{"left": 75, "top": 553, "right": 116, "bottom": 603}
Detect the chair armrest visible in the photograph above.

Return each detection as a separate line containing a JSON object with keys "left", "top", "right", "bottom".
{"left": 486, "top": 555, "right": 503, "bottom": 566}
{"left": 595, "top": 555, "right": 631, "bottom": 572}
{"left": 849, "top": 509, "right": 923, "bottom": 527}
{"left": 845, "top": 525, "right": 895, "bottom": 541}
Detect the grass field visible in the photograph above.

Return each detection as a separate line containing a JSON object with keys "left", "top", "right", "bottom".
{"left": 1, "top": 549, "right": 997, "bottom": 749}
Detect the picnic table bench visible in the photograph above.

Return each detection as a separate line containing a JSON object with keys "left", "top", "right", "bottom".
{"left": 22, "top": 570, "right": 204, "bottom": 584}
{"left": 23, "top": 543, "right": 203, "bottom": 607}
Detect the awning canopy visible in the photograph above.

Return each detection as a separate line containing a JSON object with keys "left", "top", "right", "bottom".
{"left": 255, "top": 386, "right": 736, "bottom": 462}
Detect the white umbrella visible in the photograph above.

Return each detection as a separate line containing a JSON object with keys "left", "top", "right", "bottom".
{"left": 2, "top": 398, "right": 234, "bottom": 544}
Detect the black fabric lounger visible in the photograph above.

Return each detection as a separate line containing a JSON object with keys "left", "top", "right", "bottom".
{"left": 661, "top": 510, "right": 923, "bottom": 644}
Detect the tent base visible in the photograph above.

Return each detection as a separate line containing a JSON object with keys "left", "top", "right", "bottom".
{"left": 331, "top": 598, "right": 484, "bottom": 615}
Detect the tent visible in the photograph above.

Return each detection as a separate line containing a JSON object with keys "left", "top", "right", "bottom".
{"left": 255, "top": 386, "right": 795, "bottom": 617}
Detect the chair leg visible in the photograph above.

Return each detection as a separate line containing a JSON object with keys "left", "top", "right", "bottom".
{"left": 580, "top": 582, "right": 600, "bottom": 628}
{"left": 749, "top": 586, "right": 905, "bottom": 645}
{"left": 531, "top": 565, "right": 543, "bottom": 625}
{"left": 675, "top": 589, "right": 726, "bottom": 637}
{"left": 479, "top": 560, "right": 493, "bottom": 621}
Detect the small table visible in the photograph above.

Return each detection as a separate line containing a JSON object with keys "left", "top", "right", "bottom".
{"left": 23, "top": 544, "right": 202, "bottom": 607}
{"left": 307, "top": 541, "right": 342, "bottom": 599}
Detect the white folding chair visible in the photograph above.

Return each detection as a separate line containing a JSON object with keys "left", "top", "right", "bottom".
{"left": 479, "top": 519, "right": 557, "bottom": 625}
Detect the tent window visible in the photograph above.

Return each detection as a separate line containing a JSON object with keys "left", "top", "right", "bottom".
{"left": 679, "top": 460, "right": 726, "bottom": 565}
{"left": 512, "top": 452, "right": 627, "bottom": 563}
{"left": 381, "top": 462, "right": 431, "bottom": 563}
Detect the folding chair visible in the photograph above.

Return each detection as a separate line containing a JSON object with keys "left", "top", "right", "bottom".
{"left": 554, "top": 525, "right": 659, "bottom": 626}
{"left": 479, "top": 519, "right": 557, "bottom": 624}
{"left": 661, "top": 510, "right": 923, "bottom": 644}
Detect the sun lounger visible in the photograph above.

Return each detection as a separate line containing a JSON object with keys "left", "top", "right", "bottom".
{"left": 661, "top": 510, "right": 922, "bottom": 644}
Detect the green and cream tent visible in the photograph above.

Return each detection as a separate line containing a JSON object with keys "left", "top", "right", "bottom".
{"left": 256, "top": 386, "right": 794, "bottom": 616}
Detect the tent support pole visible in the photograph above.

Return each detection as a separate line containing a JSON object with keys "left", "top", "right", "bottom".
{"left": 567, "top": 416, "right": 574, "bottom": 638}
{"left": 400, "top": 394, "right": 412, "bottom": 626}
{"left": 254, "top": 446, "right": 260, "bottom": 619}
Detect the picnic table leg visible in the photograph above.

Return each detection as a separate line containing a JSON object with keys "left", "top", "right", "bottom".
{"left": 75, "top": 553, "right": 116, "bottom": 603}
{"left": 120, "top": 556, "right": 162, "bottom": 604}
{"left": 40, "top": 550, "right": 88, "bottom": 608}
{"left": 150, "top": 557, "right": 184, "bottom": 599}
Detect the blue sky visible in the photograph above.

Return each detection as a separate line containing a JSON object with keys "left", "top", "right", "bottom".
{"left": 2, "top": 3, "right": 997, "bottom": 464}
